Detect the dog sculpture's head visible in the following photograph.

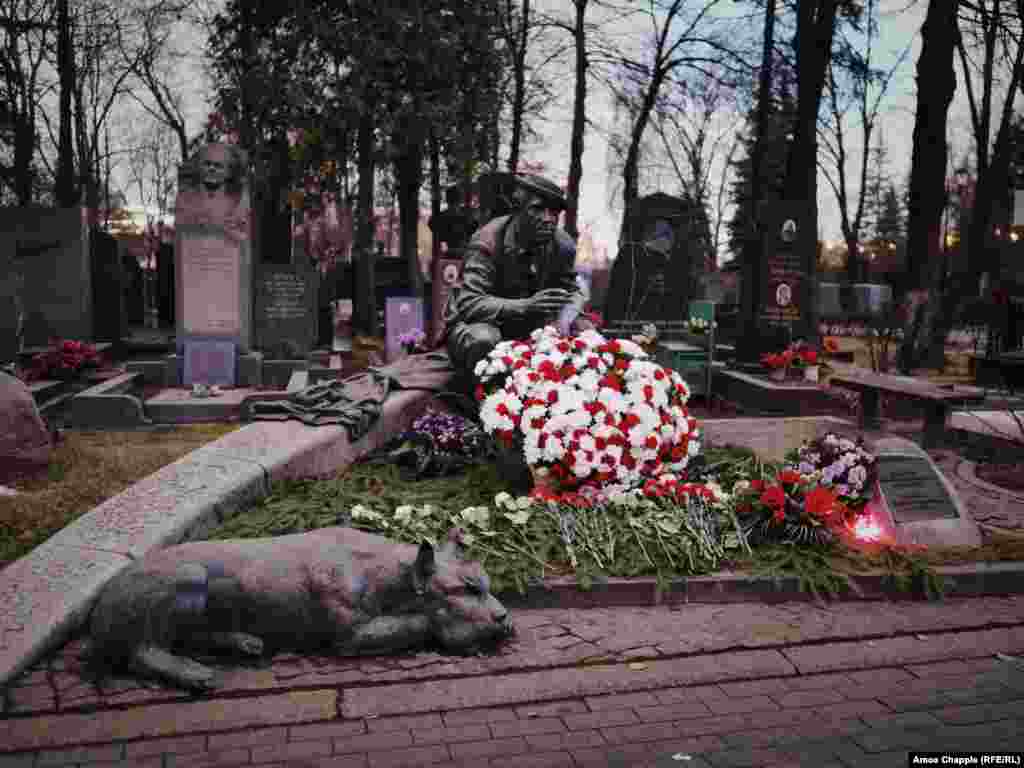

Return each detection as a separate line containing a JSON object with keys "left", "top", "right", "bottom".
{"left": 408, "top": 528, "right": 514, "bottom": 654}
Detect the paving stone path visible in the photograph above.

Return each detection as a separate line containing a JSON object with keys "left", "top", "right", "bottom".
{"left": 2, "top": 597, "right": 1024, "bottom": 766}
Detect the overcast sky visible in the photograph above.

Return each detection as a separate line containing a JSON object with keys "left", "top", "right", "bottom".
{"left": 524, "top": 0, "right": 941, "bottom": 264}
{"left": 145, "top": 0, "right": 1019, "bottom": 264}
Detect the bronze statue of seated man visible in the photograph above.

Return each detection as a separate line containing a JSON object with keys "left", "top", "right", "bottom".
{"left": 442, "top": 174, "right": 593, "bottom": 383}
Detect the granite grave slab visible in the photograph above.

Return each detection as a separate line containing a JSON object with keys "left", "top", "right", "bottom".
{"left": 867, "top": 436, "right": 982, "bottom": 548}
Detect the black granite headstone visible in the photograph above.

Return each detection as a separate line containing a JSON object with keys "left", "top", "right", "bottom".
{"left": 90, "top": 228, "right": 124, "bottom": 342}
{"left": 157, "top": 243, "right": 175, "bottom": 327}
{"left": 255, "top": 262, "right": 319, "bottom": 357}
{"left": 604, "top": 193, "right": 704, "bottom": 325}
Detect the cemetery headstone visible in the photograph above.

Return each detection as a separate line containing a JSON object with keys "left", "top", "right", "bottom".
{"left": 818, "top": 282, "right": 842, "bottom": 319}
{"left": 174, "top": 143, "right": 253, "bottom": 371}
{"left": 255, "top": 261, "right": 319, "bottom": 358}
{"left": 157, "top": 243, "right": 175, "bottom": 327}
{"left": 182, "top": 336, "right": 237, "bottom": 387}
{"left": 0, "top": 207, "right": 91, "bottom": 346}
{"left": 868, "top": 436, "right": 981, "bottom": 548}
{"left": 90, "top": 228, "right": 124, "bottom": 343}
{"left": 431, "top": 258, "right": 462, "bottom": 347}
{"left": 385, "top": 297, "right": 425, "bottom": 362}
{"left": 758, "top": 202, "right": 810, "bottom": 333}
{"left": 604, "top": 193, "right": 703, "bottom": 325}
{"left": 851, "top": 283, "right": 892, "bottom": 316}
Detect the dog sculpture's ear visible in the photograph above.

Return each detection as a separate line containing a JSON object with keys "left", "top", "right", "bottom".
{"left": 412, "top": 542, "right": 436, "bottom": 594}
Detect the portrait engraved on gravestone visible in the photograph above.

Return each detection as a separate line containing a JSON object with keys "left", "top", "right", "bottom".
{"left": 781, "top": 219, "right": 797, "bottom": 243}
{"left": 776, "top": 283, "right": 792, "bottom": 307}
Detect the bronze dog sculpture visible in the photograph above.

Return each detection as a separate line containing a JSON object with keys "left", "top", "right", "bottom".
{"left": 87, "top": 527, "right": 513, "bottom": 690}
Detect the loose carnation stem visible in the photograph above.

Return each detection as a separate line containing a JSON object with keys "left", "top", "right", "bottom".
{"left": 473, "top": 540, "right": 550, "bottom": 576}
{"left": 654, "top": 526, "right": 677, "bottom": 569}
{"left": 632, "top": 527, "right": 655, "bottom": 567}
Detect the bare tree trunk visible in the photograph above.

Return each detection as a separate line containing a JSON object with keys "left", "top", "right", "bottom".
{"left": 396, "top": 137, "right": 425, "bottom": 297}
{"left": 783, "top": 0, "right": 840, "bottom": 344}
{"left": 354, "top": 105, "right": 378, "bottom": 337}
{"left": 55, "top": 0, "right": 77, "bottom": 207}
{"left": 14, "top": 120, "right": 34, "bottom": 205}
{"left": 618, "top": 72, "right": 664, "bottom": 245}
{"left": 737, "top": 0, "right": 775, "bottom": 362}
{"left": 507, "top": 0, "right": 530, "bottom": 174}
{"left": 565, "top": 0, "right": 588, "bottom": 239}
{"left": 896, "top": 0, "right": 959, "bottom": 371}
{"left": 918, "top": 0, "right": 1024, "bottom": 365}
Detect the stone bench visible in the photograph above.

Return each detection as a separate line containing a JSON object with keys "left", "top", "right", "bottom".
{"left": 829, "top": 371, "right": 987, "bottom": 447}
{"left": 69, "top": 372, "right": 149, "bottom": 429}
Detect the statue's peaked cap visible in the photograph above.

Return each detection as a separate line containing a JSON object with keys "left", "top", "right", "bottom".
{"left": 516, "top": 174, "right": 567, "bottom": 210}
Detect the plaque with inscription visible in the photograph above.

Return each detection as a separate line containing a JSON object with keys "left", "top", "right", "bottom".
{"left": 757, "top": 202, "right": 809, "bottom": 330}
{"left": 183, "top": 338, "right": 236, "bottom": 386}
{"left": 255, "top": 264, "right": 318, "bottom": 357}
{"left": 181, "top": 235, "right": 241, "bottom": 335}
{"left": 876, "top": 455, "right": 960, "bottom": 523}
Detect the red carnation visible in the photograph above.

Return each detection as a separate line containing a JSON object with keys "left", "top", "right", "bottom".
{"left": 760, "top": 486, "right": 785, "bottom": 509}
{"left": 779, "top": 470, "right": 801, "bottom": 486}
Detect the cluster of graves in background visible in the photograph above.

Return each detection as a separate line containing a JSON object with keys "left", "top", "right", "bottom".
{"left": 0, "top": 141, "right": 435, "bottom": 389}
{"left": 0, "top": 159, "right": 910, "bottom": 390}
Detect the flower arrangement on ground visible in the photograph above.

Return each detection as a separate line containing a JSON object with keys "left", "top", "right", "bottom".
{"left": 474, "top": 325, "right": 701, "bottom": 498}
{"left": 760, "top": 348, "right": 794, "bottom": 375}
{"left": 24, "top": 339, "right": 104, "bottom": 382}
{"left": 348, "top": 476, "right": 742, "bottom": 592}
{"left": 732, "top": 432, "right": 877, "bottom": 545}
{"left": 790, "top": 432, "right": 877, "bottom": 511}
{"left": 789, "top": 341, "right": 819, "bottom": 368}
{"left": 687, "top": 317, "right": 716, "bottom": 334}
{"left": 398, "top": 328, "right": 428, "bottom": 355}
{"left": 405, "top": 407, "right": 489, "bottom": 461}
{"left": 733, "top": 472, "right": 849, "bottom": 546}
{"left": 366, "top": 406, "right": 492, "bottom": 479}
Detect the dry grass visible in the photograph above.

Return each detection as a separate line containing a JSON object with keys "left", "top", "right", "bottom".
{"left": 0, "top": 424, "right": 240, "bottom": 567}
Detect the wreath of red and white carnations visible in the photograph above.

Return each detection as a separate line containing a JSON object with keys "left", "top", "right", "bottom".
{"left": 474, "top": 325, "right": 702, "bottom": 495}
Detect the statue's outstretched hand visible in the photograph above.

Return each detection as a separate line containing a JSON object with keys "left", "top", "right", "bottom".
{"left": 525, "top": 288, "right": 574, "bottom": 317}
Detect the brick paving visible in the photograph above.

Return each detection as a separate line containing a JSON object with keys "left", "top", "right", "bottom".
{"left": 1, "top": 598, "right": 1023, "bottom": 766}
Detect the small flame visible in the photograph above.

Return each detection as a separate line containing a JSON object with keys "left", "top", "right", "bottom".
{"left": 852, "top": 515, "right": 883, "bottom": 542}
